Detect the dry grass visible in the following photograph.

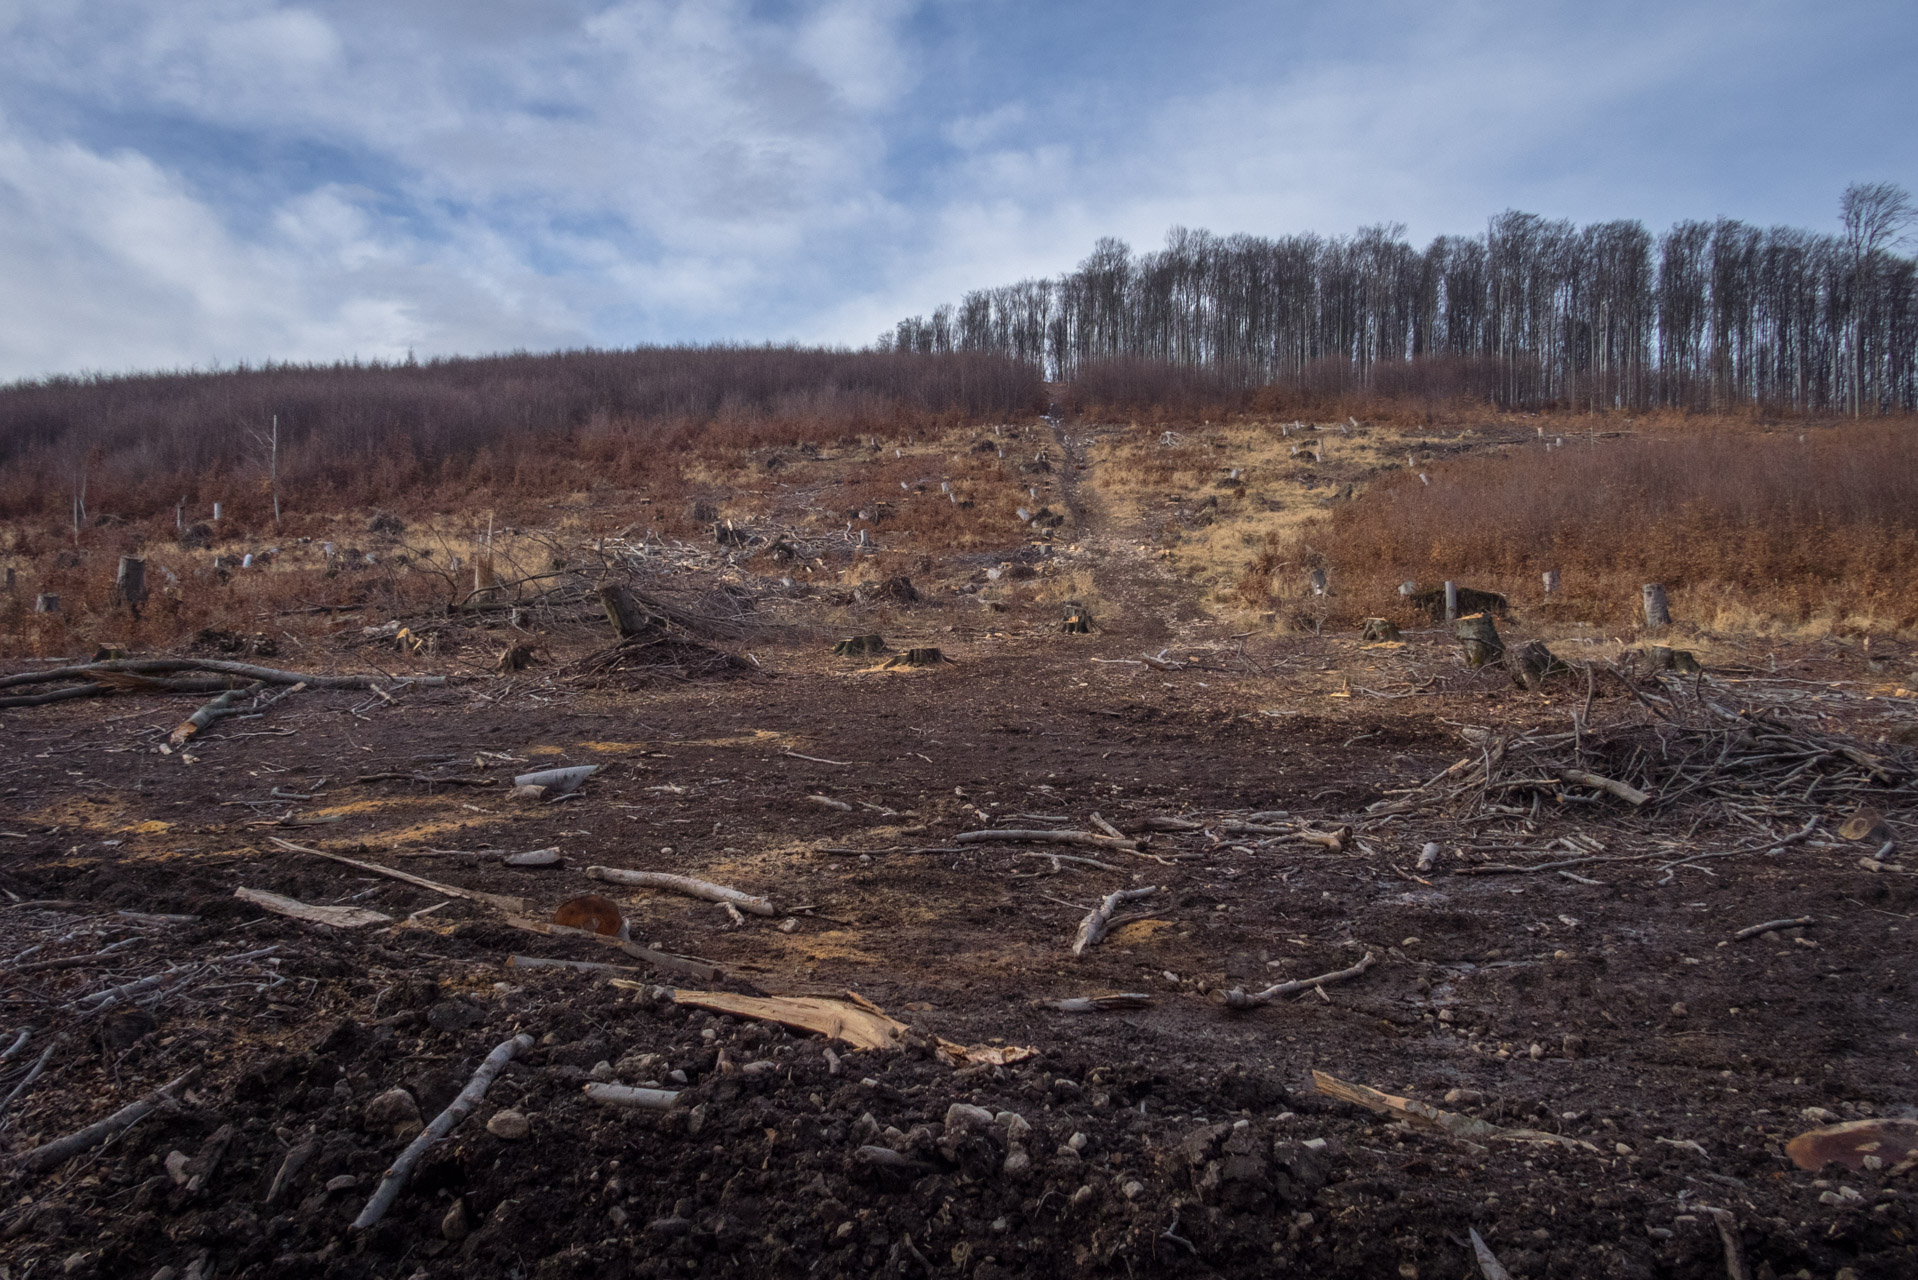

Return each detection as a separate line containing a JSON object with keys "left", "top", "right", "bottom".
{"left": 1275, "top": 420, "right": 1918, "bottom": 635}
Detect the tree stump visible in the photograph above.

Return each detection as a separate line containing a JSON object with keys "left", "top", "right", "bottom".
{"left": 597, "top": 585, "right": 659, "bottom": 639}
{"left": 114, "top": 556, "right": 148, "bottom": 619}
{"left": 1443, "top": 580, "right": 1459, "bottom": 621}
{"left": 883, "top": 648, "right": 954, "bottom": 668}
{"left": 1542, "top": 569, "right": 1560, "bottom": 597}
{"left": 34, "top": 593, "right": 59, "bottom": 614}
{"left": 689, "top": 501, "right": 718, "bottom": 524}
{"left": 1307, "top": 568, "right": 1328, "bottom": 596}
{"left": 1647, "top": 645, "right": 1700, "bottom": 675}
{"left": 1061, "top": 602, "right": 1092, "bottom": 633}
{"left": 1397, "top": 580, "right": 1417, "bottom": 598}
{"left": 1642, "top": 583, "right": 1671, "bottom": 628}
{"left": 1508, "top": 639, "right": 1569, "bottom": 687}
{"left": 1455, "top": 613, "right": 1504, "bottom": 667}
{"left": 832, "top": 634, "right": 887, "bottom": 657}
{"left": 1360, "top": 618, "right": 1401, "bottom": 642}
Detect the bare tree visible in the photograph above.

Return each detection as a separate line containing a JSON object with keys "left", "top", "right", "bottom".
{"left": 1841, "top": 182, "right": 1915, "bottom": 414}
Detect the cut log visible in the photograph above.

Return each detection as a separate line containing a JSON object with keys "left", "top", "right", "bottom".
{"left": 1047, "top": 994, "right": 1155, "bottom": 1013}
{"left": 168, "top": 682, "right": 264, "bottom": 748}
{"left": 20, "top": 1068, "right": 200, "bottom": 1174}
{"left": 583, "top": 1082, "right": 682, "bottom": 1110}
{"left": 511, "top": 765, "right": 598, "bottom": 794}
{"left": 504, "top": 848, "right": 563, "bottom": 868}
{"left": 352, "top": 1034, "right": 532, "bottom": 1228}
{"left": 1072, "top": 886, "right": 1158, "bottom": 956}
{"left": 1443, "top": 580, "right": 1459, "bottom": 621}
{"left": 1455, "top": 613, "right": 1503, "bottom": 668}
{"left": 1642, "top": 582, "right": 1671, "bottom": 627}
{"left": 1060, "top": 602, "right": 1092, "bottom": 634}
{"left": 598, "top": 585, "right": 659, "bottom": 639}
{"left": 234, "top": 887, "right": 393, "bottom": 928}
{"left": 585, "top": 867, "right": 775, "bottom": 916}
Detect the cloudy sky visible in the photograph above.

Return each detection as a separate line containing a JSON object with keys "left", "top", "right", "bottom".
{"left": 0, "top": 0, "right": 1911, "bottom": 381}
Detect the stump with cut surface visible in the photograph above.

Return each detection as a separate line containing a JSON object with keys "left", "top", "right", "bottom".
{"left": 883, "top": 648, "right": 955, "bottom": 668}
{"left": 1642, "top": 582, "right": 1671, "bottom": 628}
{"left": 1455, "top": 613, "right": 1504, "bottom": 668}
{"left": 1360, "top": 618, "right": 1400, "bottom": 642}
{"left": 832, "top": 634, "right": 887, "bottom": 657}
{"left": 113, "top": 556, "right": 147, "bottom": 619}
{"left": 598, "top": 585, "right": 661, "bottom": 639}
{"left": 1508, "top": 639, "right": 1570, "bottom": 688}
{"left": 1646, "top": 645, "right": 1700, "bottom": 675}
{"left": 1060, "top": 602, "right": 1092, "bottom": 634}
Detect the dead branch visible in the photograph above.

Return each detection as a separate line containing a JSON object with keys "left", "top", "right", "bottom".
{"left": 264, "top": 1133, "right": 316, "bottom": 1206}
{"left": 1047, "top": 994, "right": 1155, "bottom": 1012}
{"left": 167, "top": 682, "right": 262, "bottom": 748}
{"left": 506, "top": 954, "right": 642, "bottom": 976}
{"left": 957, "top": 829, "right": 1141, "bottom": 852}
{"left": 1731, "top": 915, "right": 1815, "bottom": 942}
{"left": 19, "top": 1067, "right": 199, "bottom": 1174}
{"left": 1704, "top": 1207, "right": 1752, "bottom": 1280}
{"left": 270, "top": 838, "right": 527, "bottom": 914}
{"left": 1557, "top": 768, "right": 1652, "bottom": 806}
{"left": 500, "top": 916, "right": 721, "bottom": 981}
{"left": 0, "top": 657, "right": 448, "bottom": 692}
{"left": 1470, "top": 1228, "right": 1515, "bottom": 1280}
{"left": 0, "top": 1037, "right": 61, "bottom": 1121}
{"left": 585, "top": 866, "right": 775, "bottom": 916}
{"left": 353, "top": 1034, "right": 531, "bottom": 1229}
{"left": 1014, "top": 851, "right": 1123, "bottom": 872}
{"left": 1311, "top": 1070, "right": 1596, "bottom": 1153}
{"left": 1072, "top": 886, "right": 1158, "bottom": 956}
{"left": 1223, "top": 952, "right": 1376, "bottom": 1009}
{"left": 234, "top": 887, "right": 393, "bottom": 928}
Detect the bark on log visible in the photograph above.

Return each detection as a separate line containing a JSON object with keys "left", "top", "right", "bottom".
{"left": 1072, "top": 886, "right": 1157, "bottom": 956}
{"left": 352, "top": 1033, "right": 532, "bottom": 1229}
{"left": 585, "top": 867, "right": 775, "bottom": 916}
{"left": 1455, "top": 613, "right": 1504, "bottom": 668}
{"left": 20, "top": 1068, "right": 199, "bottom": 1174}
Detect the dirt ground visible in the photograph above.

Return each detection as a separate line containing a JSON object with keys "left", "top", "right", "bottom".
{"left": 3, "top": 420, "right": 1918, "bottom": 1280}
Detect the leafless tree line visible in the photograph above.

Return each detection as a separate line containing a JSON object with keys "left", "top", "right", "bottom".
{"left": 882, "top": 185, "right": 1917, "bottom": 413}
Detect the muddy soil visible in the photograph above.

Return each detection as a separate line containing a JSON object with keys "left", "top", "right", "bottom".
{"left": 4, "top": 469, "right": 1918, "bottom": 1278}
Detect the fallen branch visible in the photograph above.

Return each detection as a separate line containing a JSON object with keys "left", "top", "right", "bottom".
{"left": 1072, "top": 886, "right": 1157, "bottom": 956}
{"left": 0, "top": 658, "right": 448, "bottom": 693}
{"left": 352, "top": 1033, "right": 532, "bottom": 1229}
{"left": 1047, "top": 994, "right": 1155, "bottom": 1013}
{"left": 500, "top": 916, "right": 721, "bottom": 981}
{"left": 1470, "top": 1228, "right": 1515, "bottom": 1280}
{"left": 1704, "top": 1207, "right": 1751, "bottom": 1280}
{"left": 1311, "top": 1070, "right": 1597, "bottom": 1153}
{"left": 1731, "top": 915, "right": 1814, "bottom": 942}
{"left": 1014, "top": 851, "right": 1123, "bottom": 872}
{"left": 1222, "top": 952, "right": 1377, "bottom": 1010}
{"left": 19, "top": 1068, "right": 199, "bottom": 1174}
{"left": 264, "top": 1133, "right": 317, "bottom": 1206}
{"left": 0, "top": 1037, "right": 61, "bottom": 1121}
{"left": 585, "top": 867, "right": 775, "bottom": 916}
{"left": 269, "top": 838, "right": 526, "bottom": 914}
{"left": 1557, "top": 768, "right": 1652, "bottom": 806}
{"left": 582, "top": 1082, "right": 681, "bottom": 1110}
{"left": 957, "top": 829, "right": 1140, "bottom": 852}
{"left": 168, "top": 682, "right": 263, "bottom": 748}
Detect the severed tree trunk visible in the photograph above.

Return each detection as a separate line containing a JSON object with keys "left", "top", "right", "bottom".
{"left": 114, "top": 556, "right": 148, "bottom": 619}
{"left": 1455, "top": 613, "right": 1504, "bottom": 668}
{"left": 1541, "top": 569, "right": 1560, "bottom": 596}
{"left": 598, "top": 585, "right": 659, "bottom": 639}
{"left": 1443, "top": 580, "right": 1459, "bottom": 621}
{"left": 34, "top": 593, "right": 59, "bottom": 614}
{"left": 1641, "top": 583, "right": 1671, "bottom": 627}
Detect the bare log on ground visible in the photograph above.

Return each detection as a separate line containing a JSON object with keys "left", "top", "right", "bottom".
{"left": 234, "top": 887, "right": 393, "bottom": 928}
{"left": 0, "top": 657, "right": 447, "bottom": 693}
{"left": 1047, "top": 994, "right": 1155, "bottom": 1013}
{"left": 1072, "top": 886, "right": 1158, "bottom": 956}
{"left": 1731, "top": 915, "right": 1815, "bottom": 942}
{"left": 352, "top": 1033, "right": 532, "bottom": 1229}
{"left": 585, "top": 866, "right": 775, "bottom": 916}
{"left": 583, "top": 1082, "right": 682, "bottom": 1110}
{"left": 956, "top": 829, "right": 1140, "bottom": 852}
{"left": 168, "top": 682, "right": 263, "bottom": 748}
{"left": 19, "top": 1068, "right": 199, "bottom": 1174}
{"left": 1470, "top": 1228, "right": 1515, "bottom": 1280}
{"left": 270, "top": 838, "right": 527, "bottom": 914}
{"left": 1557, "top": 768, "right": 1652, "bottom": 806}
{"left": 1223, "top": 952, "right": 1376, "bottom": 1010}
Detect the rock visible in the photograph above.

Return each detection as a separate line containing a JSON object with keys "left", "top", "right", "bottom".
{"left": 608, "top": 1205, "right": 630, "bottom": 1229}
{"left": 164, "top": 1150, "right": 190, "bottom": 1186}
{"left": 1002, "top": 1145, "right": 1031, "bottom": 1177}
{"left": 648, "top": 1216, "right": 694, "bottom": 1238}
{"left": 364, "top": 1088, "right": 422, "bottom": 1135}
{"left": 1067, "top": 1131, "right": 1088, "bottom": 1152}
{"left": 945, "top": 1102, "right": 994, "bottom": 1133}
{"left": 1070, "top": 1185, "right": 1095, "bottom": 1209}
{"left": 487, "top": 1110, "right": 530, "bottom": 1140}
{"left": 997, "top": 1111, "right": 1032, "bottom": 1140}
{"left": 1562, "top": 1034, "right": 1587, "bottom": 1058}
{"left": 441, "top": 1200, "right": 470, "bottom": 1242}
{"left": 589, "top": 1060, "right": 616, "bottom": 1082}
{"left": 616, "top": 1052, "right": 661, "bottom": 1079}
{"left": 1801, "top": 1106, "right": 1840, "bottom": 1123}
{"left": 1124, "top": 1180, "right": 1145, "bottom": 1199}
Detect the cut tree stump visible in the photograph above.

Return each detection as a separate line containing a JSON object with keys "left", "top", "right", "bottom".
{"left": 1455, "top": 613, "right": 1504, "bottom": 668}
{"left": 1060, "top": 603, "right": 1092, "bottom": 634}
{"left": 1360, "top": 618, "right": 1400, "bottom": 642}
{"left": 598, "top": 585, "right": 659, "bottom": 639}
{"left": 1642, "top": 582, "right": 1671, "bottom": 627}
{"left": 832, "top": 634, "right": 887, "bottom": 657}
{"left": 114, "top": 556, "right": 147, "bottom": 619}
{"left": 883, "top": 648, "right": 954, "bottom": 668}
{"left": 1508, "top": 639, "right": 1570, "bottom": 688}
{"left": 34, "top": 593, "right": 59, "bottom": 614}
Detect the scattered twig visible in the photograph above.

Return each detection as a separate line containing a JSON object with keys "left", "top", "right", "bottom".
{"left": 1731, "top": 915, "right": 1814, "bottom": 942}
{"left": 19, "top": 1067, "right": 200, "bottom": 1174}
{"left": 585, "top": 867, "right": 775, "bottom": 916}
{"left": 270, "top": 838, "right": 526, "bottom": 914}
{"left": 1223, "top": 952, "right": 1376, "bottom": 1010}
{"left": 1072, "top": 886, "right": 1157, "bottom": 956}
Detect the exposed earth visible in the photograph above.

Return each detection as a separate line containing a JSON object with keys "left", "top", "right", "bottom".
{"left": 2, "top": 420, "right": 1917, "bottom": 1280}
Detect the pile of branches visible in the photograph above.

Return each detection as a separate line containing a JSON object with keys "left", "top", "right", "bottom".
{"left": 1380, "top": 668, "right": 1914, "bottom": 834}
{"left": 568, "top": 583, "right": 759, "bottom": 688}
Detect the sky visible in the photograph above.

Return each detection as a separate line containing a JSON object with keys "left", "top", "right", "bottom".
{"left": 0, "top": 0, "right": 1912, "bottom": 382}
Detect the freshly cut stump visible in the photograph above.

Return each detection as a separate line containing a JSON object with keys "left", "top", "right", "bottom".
{"left": 1455, "top": 613, "right": 1504, "bottom": 668}
{"left": 884, "top": 648, "right": 955, "bottom": 668}
{"left": 832, "top": 634, "right": 887, "bottom": 657}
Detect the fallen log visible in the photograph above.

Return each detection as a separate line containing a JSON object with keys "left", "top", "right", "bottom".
{"left": 1072, "top": 886, "right": 1157, "bottom": 956}
{"left": 585, "top": 867, "right": 775, "bottom": 916}
{"left": 501, "top": 916, "right": 721, "bottom": 981}
{"left": 0, "top": 657, "right": 449, "bottom": 692}
{"left": 1222, "top": 952, "right": 1376, "bottom": 1009}
{"left": 234, "top": 887, "right": 393, "bottom": 929}
{"left": 582, "top": 1082, "right": 681, "bottom": 1110}
{"left": 1311, "top": 1070, "right": 1596, "bottom": 1153}
{"left": 269, "top": 838, "right": 527, "bottom": 914}
{"left": 169, "top": 682, "right": 264, "bottom": 748}
{"left": 19, "top": 1068, "right": 200, "bottom": 1174}
{"left": 352, "top": 1033, "right": 532, "bottom": 1228}
{"left": 1047, "top": 994, "right": 1155, "bottom": 1013}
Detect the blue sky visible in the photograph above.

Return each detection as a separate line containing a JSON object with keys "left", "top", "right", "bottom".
{"left": 0, "top": 0, "right": 1911, "bottom": 380}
